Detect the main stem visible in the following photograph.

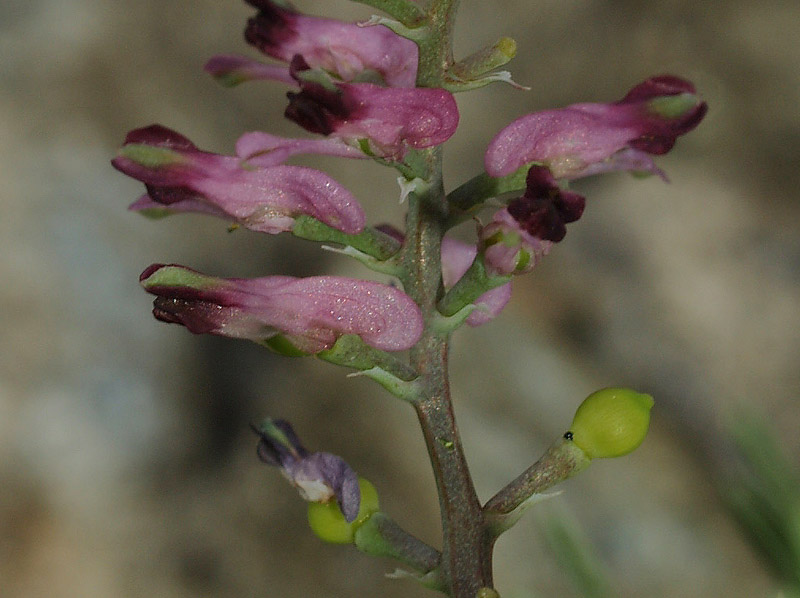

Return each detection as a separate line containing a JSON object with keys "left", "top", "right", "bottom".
{"left": 402, "top": 146, "right": 492, "bottom": 595}
{"left": 399, "top": 2, "right": 495, "bottom": 594}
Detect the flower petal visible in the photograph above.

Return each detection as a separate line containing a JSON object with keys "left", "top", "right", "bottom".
{"left": 113, "top": 125, "right": 365, "bottom": 234}
{"left": 485, "top": 75, "right": 707, "bottom": 178}
{"left": 286, "top": 67, "right": 459, "bottom": 158}
{"left": 244, "top": 0, "right": 418, "bottom": 87}
{"left": 140, "top": 264, "right": 423, "bottom": 353}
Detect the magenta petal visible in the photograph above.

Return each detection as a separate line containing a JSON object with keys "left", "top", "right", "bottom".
{"left": 244, "top": 0, "right": 418, "bottom": 87}
{"left": 441, "top": 238, "right": 512, "bottom": 326}
{"left": 113, "top": 125, "right": 365, "bottom": 234}
{"left": 140, "top": 265, "right": 423, "bottom": 353}
{"left": 235, "top": 131, "right": 365, "bottom": 166}
{"left": 485, "top": 75, "right": 706, "bottom": 179}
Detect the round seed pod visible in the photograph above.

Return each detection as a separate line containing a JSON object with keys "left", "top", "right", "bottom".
{"left": 568, "top": 387, "right": 654, "bottom": 459}
{"left": 307, "top": 477, "right": 380, "bottom": 544}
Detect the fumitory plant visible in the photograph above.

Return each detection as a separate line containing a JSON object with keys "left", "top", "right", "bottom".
{"left": 112, "top": 0, "right": 706, "bottom": 596}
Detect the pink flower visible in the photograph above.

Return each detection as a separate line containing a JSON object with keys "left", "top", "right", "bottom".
{"left": 238, "top": 0, "right": 419, "bottom": 87}
{"left": 139, "top": 264, "right": 424, "bottom": 354}
{"left": 485, "top": 75, "right": 707, "bottom": 179}
{"left": 112, "top": 125, "right": 365, "bottom": 234}
{"left": 285, "top": 57, "right": 459, "bottom": 159}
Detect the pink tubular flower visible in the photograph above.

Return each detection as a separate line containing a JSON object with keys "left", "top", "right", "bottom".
{"left": 112, "top": 125, "right": 365, "bottom": 235}
{"left": 139, "top": 264, "right": 424, "bottom": 354}
{"left": 238, "top": 0, "right": 419, "bottom": 87}
{"left": 485, "top": 75, "right": 708, "bottom": 179}
{"left": 286, "top": 58, "right": 459, "bottom": 159}
{"left": 441, "top": 238, "right": 512, "bottom": 326}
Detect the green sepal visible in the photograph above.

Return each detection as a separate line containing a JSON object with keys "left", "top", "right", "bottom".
{"left": 445, "top": 37, "right": 522, "bottom": 92}
{"left": 648, "top": 93, "right": 701, "bottom": 119}
{"left": 436, "top": 255, "right": 510, "bottom": 318}
{"left": 134, "top": 206, "right": 174, "bottom": 220}
{"left": 119, "top": 144, "right": 185, "bottom": 169}
{"left": 293, "top": 66, "right": 340, "bottom": 92}
{"left": 140, "top": 264, "right": 220, "bottom": 290}
{"left": 292, "top": 215, "right": 402, "bottom": 261}
{"left": 261, "top": 335, "right": 310, "bottom": 357}
{"left": 450, "top": 37, "right": 517, "bottom": 78}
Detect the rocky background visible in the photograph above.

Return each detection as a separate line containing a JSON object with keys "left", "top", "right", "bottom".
{"left": 1, "top": 0, "right": 799, "bottom": 596}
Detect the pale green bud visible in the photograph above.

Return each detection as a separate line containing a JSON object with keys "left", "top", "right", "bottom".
{"left": 568, "top": 388, "right": 654, "bottom": 459}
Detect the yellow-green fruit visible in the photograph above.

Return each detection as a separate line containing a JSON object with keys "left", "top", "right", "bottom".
{"left": 307, "top": 477, "right": 380, "bottom": 544}
{"left": 569, "top": 387, "right": 654, "bottom": 459}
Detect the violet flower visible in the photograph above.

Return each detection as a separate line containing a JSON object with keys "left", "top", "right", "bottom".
{"left": 252, "top": 418, "right": 361, "bottom": 522}
{"left": 112, "top": 125, "right": 365, "bottom": 235}
{"left": 285, "top": 57, "right": 459, "bottom": 159}
{"left": 485, "top": 75, "right": 708, "bottom": 179}
{"left": 139, "top": 264, "right": 423, "bottom": 354}
{"left": 226, "top": 0, "right": 419, "bottom": 88}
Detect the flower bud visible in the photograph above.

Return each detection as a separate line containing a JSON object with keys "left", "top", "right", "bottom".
{"left": 568, "top": 388, "right": 654, "bottom": 459}
{"left": 307, "top": 477, "right": 380, "bottom": 544}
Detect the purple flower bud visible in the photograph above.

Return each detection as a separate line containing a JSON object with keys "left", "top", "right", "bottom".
{"left": 112, "top": 125, "right": 365, "bottom": 234}
{"left": 139, "top": 264, "right": 423, "bottom": 353}
{"left": 441, "top": 238, "right": 512, "bottom": 326}
{"left": 485, "top": 75, "right": 707, "bottom": 179}
{"left": 242, "top": 0, "right": 418, "bottom": 87}
{"left": 286, "top": 57, "right": 459, "bottom": 159}
{"left": 481, "top": 209, "right": 552, "bottom": 276}
{"left": 252, "top": 419, "right": 361, "bottom": 522}
{"left": 505, "top": 165, "right": 586, "bottom": 243}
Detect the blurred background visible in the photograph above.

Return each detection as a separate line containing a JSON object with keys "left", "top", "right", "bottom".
{"left": 2, "top": 0, "right": 799, "bottom": 596}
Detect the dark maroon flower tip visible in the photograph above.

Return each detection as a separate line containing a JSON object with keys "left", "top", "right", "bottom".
{"left": 244, "top": 0, "right": 296, "bottom": 57}
{"left": 507, "top": 166, "right": 586, "bottom": 242}
{"left": 122, "top": 124, "right": 196, "bottom": 151}
{"left": 285, "top": 56, "right": 350, "bottom": 135}
{"left": 619, "top": 75, "right": 697, "bottom": 103}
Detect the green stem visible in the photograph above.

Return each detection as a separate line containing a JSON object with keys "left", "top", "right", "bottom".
{"left": 399, "top": 146, "right": 493, "bottom": 596}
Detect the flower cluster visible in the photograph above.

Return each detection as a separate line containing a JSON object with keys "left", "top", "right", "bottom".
{"left": 114, "top": 1, "right": 706, "bottom": 547}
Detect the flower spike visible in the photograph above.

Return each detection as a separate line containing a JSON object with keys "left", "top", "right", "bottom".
{"left": 113, "top": 125, "right": 365, "bottom": 234}
{"left": 485, "top": 75, "right": 707, "bottom": 179}
{"left": 139, "top": 264, "right": 424, "bottom": 354}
